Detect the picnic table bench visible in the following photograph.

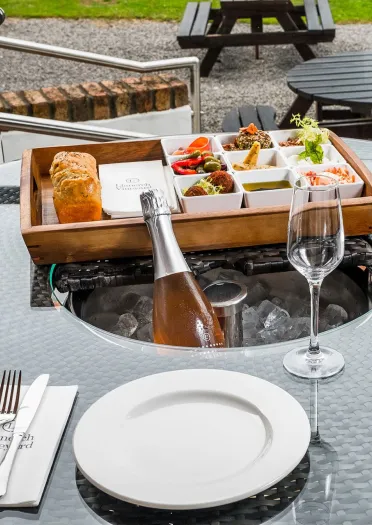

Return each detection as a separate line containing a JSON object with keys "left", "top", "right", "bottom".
{"left": 178, "top": 0, "right": 335, "bottom": 76}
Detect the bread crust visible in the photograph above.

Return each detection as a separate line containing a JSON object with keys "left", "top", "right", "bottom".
{"left": 50, "top": 151, "right": 102, "bottom": 223}
{"left": 50, "top": 151, "right": 96, "bottom": 177}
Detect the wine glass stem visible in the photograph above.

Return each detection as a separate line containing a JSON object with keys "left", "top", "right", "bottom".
{"left": 309, "top": 280, "right": 322, "bottom": 356}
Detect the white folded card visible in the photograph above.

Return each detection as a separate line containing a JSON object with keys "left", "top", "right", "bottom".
{"left": 99, "top": 160, "right": 179, "bottom": 218}
{"left": 0, "top": 385, "right": 77, "bottom": 507}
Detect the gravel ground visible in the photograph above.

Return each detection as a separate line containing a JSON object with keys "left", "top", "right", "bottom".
{"left": 1, "top": 18, "right": 372, "bottom": 131}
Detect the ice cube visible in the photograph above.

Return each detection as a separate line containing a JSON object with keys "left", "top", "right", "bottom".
{"left": 243, "top": 335, "right": 260, "bottom": 347}
{"left": 112, "top": 313, "right": 138, "bottom": 337}
{"left": 246, "top": 282, "right": 269, "bottom": 306}
{"left": 258, "top": 327, "right": 284, "bottom": 345}
{"left": 242, "top": 305, "right": 261, "bottom": 331}
{"left": 323, "top": 304, "right": 348, "bottom": 326}
{"left": 87, "top": 312, "right": 119, "bottom": 331}
{"left": 136, "top": 323, "right": 153, "bottom": 343}
{"left": 323, "top": 323, "right": 338, "bottom": 332}
{"left": 132, "top": 296, "right": 153, "bottom": 322}
{"left": 288, "top": 317, "right": 310, "bottom": 339}
{"left": 258, "top": 316, "right": 309, "bottom": 345}
{"left": 85, "top": 287, "right": 122, "bottom": 314}
{"left": 118, "top": 292, "right": 142, "bottom": 314}
{"left": 264, "top": 306, "right": 290, "bottom": 330}
{"left": 88, "top": 288, "right": 142, "bottom": 315}
{"left": 242, "top": 308, "right": 261, "bottom": 343}
{"left": 284, "top": 295, "right": 310, "bottom": 317}
{"left": 271, "top": 297, "right": 283, "bottom": 307}
{"left": 256, "top": 300, "right": 277, "bottom": 322}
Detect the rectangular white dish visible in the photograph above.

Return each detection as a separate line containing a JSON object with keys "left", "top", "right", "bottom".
{"left": 294, "top": 163, "right": 364, "bottom": 199}
{"left": 225, "top": 148, "right": 287, "bottom": 172}
{"left": 281, "top": 144, "right": 346, "bottom": 167}
{"left": 215, "top": 132, "right": 274, "bottom": 152}
{"left": 174, "top": 173, "right": 243, "bottom": 214}
{"left": 234, "top": 168, "right": 296, "bottom": 208}
{"left": 167, "top": 152, "right": 228, "bottom": 176}
{"left": 161, "top": 135, "right": 221, "bottom": 157}
{"left": 269, "top": 129, "right": 330, "bottom": 149}
{"left": 269, "top": 129, "right": 301, "bottom": 149}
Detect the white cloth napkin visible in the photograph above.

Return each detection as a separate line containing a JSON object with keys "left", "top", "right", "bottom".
{"left": 0, "top": 385, "right": 77, "bottom": 507}
{"left": 99, "top": 160, "right": 179, "bottom": 218}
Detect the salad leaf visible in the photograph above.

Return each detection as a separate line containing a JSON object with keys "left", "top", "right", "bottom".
{"left": 290, "top": 114, "right": 329, "bottom": 145}
{"left": 298, "top": 134, "right": 324, "bottom": 164}
{"left": 291, "top": 114, "right": 328, "bottom": 164}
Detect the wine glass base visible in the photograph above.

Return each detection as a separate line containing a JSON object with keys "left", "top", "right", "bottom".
{"left": 283, "top": 346, "right": 345, "bottom": 380}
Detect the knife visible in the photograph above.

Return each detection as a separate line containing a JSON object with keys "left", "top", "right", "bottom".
{"left": 0, "top": 374, "right": 49, "bottom": 497}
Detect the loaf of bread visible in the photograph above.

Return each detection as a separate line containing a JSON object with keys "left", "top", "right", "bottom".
{"left": 49, "top": 151, "right": 102, "bottom": 224}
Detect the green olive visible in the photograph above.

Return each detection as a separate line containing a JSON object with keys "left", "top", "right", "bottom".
{"left": 181, "top": 149, "right": 201, "bottom": 160}
{"left": 204, "top": 160, "right": 221, "bottom": 172}
{"left": 203, "top": 156, "right": 216, "bottom": 164}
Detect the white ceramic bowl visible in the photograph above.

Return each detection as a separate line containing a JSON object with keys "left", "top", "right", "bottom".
{"left": 294, "top": 163, "right": 364, "bottom": 199}
{"left": 215, "top": 132, "right": 274, "bottom": 152}
{"left": 281, "top": 144, "right": 346, "bottom": 167}
{"left": 167, "top": 152, "right": 228, "bottom": 176}
{"left": 161, "top": 135, "right": 221, "bottom": 157}
{"left": 234, "top": 168, "right": 296, "bottom": 208}
{"left": 269, "top": 129, "right": 302, "bottom": 148}
{"left": 174, "top": 173, "right": 243, "bottom": 214}
{"left": 225, "top": 149, "right": 287, "bottom": 172}
{"left": 269, "top": 129, "right": 330, "bottom": 148}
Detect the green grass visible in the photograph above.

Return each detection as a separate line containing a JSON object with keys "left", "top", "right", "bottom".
{"left": 2, "top": 0, "right": 372, "bottom": 23}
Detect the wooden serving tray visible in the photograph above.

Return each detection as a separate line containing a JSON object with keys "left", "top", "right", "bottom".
{"left": 20, "top": 132, "right": 372, "bottom": 265}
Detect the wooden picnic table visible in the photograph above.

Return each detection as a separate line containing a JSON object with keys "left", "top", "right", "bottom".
{"left": 178, "top": 0, "right": 335, "bottom": 76}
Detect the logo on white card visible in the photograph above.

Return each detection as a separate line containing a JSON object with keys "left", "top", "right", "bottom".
{"left": 0, "top": 422, "right": 34, "bottom": 450}
{"left": 1, "top": 421, "right": 14, "bottom": 432}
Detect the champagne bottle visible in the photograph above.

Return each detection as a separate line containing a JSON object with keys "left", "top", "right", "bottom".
{"left": 140, "top": 189, "right": 225, "bottom": 348}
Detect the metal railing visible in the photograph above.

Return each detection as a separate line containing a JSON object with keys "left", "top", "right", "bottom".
{"left": 0, "top": 113, "right": 152, "bottom": 141}
{"left": 0, "top": 10, "right": 201, "bottom": 141}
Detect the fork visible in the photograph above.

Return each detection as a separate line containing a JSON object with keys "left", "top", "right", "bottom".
{"left": 0, "top": 371, "right": 22, "bottom": 428}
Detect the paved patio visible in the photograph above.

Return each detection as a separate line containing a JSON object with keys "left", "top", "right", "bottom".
{"left": 1, "top": 18, "right": 372, "bottom": 131}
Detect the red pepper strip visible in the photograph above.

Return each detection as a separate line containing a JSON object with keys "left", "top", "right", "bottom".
{"left": 174, "top": 167, "right": 197, "bottom": 175}
{"left": 171, "top": 157, "right": 203, "bottom": 175}
{"left": 173, "top": 157, "right": 203, "bottom": 168}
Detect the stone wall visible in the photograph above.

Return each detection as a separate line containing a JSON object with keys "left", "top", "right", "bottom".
{"left": 0, "top": 74, "right": 189, "bottom": 121}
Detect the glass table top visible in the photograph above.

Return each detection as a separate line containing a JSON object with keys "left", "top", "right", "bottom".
{"left": 0, "top": 138, "right": 372, "bottom": 524}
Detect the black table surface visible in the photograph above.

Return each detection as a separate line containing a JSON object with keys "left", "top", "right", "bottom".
{"left": 287, "top": 51, "right": 372, "bottom": 110}
{"left": 1, "top": 138, "right": 372, "bottom": 524}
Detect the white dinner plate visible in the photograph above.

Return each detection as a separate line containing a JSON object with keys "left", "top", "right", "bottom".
{"left": 73, "top": 369, "right": 310, "bottom": 510}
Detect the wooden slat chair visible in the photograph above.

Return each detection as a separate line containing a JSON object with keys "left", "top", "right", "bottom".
{"left": 222, "top": 105, "right": 279, "bottom": 132}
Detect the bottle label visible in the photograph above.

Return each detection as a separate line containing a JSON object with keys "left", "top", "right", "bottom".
{"left": 196, "top": 321, "right": 224, "bottom": 348}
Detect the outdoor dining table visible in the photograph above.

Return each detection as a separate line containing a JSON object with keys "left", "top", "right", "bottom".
{"left": 281, "top": 51, "right": 372, "bottom": 129}
{"left": 1, "top": 138, "right": 372, "bottom": 524}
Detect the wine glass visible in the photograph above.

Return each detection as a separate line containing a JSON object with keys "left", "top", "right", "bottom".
{"left": 283, "top": 174, "right": 345, "bottom": 379}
